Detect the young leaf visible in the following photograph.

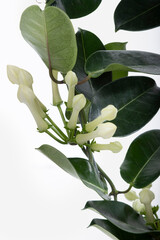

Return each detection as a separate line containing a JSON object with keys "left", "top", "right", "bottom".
{"left": 74, "top": 29, "right": 112, "bottom": 100}
{"left": 20, "top": 5, "right": 77, "bottom": 74}
{"left": 114, "top": 0, "right": 160, "bottom": 31}
{"left": 90, "top": 219, "right": 155, "bottom": 240}
{"left": 120, "top": 130, "right": 160, "bottom": 188}
{"left": 89, "top": 76, "right": 160, "bottom": 136}
{"left": 85, "top": 201, "right": 152, "bottom": 234}
{"left": 37, "top": 144, "right": 109, "bottom": 199}
{"left": 85, "top": 50, "right": 160, "bottom": 78}
{"left": 46, "top": 0, "right": 102, "bottom": 19}
{"left": 105, "top": 42, "right": 128, "bottom": 81}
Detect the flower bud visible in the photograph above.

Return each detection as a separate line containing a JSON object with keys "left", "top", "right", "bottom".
{"left": 17, "top": 85, "right": 48, "bottom": 132}
{"left": 51, "top": 70, "right": 62, "bottom": 106}
{"left": 91, "top": 141, "right": 122, "bottom": 153}
{"left": 7, "top": 65, "right": 33, "bottom": 88}
{"left": 65, "top": 71, "right": 78, "bottom": 108}
{"left": 67, "top": 94, "right": 86, "bottom": 129}
{"left": 132, "top": 199, "right": 145, "bottom": 213}
{"left": 125, "top": 190, "right": 138, "bottom": 201}
{"left": 85, "top": 105, "right": 117, "bottom": 132}
{"left": 139, "top": 188, "right": 155, "bottom": 205}
{"left": 76, "top": 122, "right": 117, "bottom": 145}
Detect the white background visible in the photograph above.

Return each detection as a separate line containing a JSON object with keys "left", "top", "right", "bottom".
{"left": 0, "top": 0, "right": 160, "bottom": 239}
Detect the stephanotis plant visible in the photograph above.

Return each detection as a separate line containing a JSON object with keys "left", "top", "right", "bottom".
{"left": 7, "top": 0, "right": 160, "bottom": 239}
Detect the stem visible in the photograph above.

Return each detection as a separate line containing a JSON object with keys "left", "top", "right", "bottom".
{"left": 57, "top": 105, "right": 70, "bottom": 136}
{"left": 45, "top": 130, "right": 67, "bottom": 144}
{"left": 49, "top": 68, "right": 64, "bottom": 84}
{"left": 77, "top": 75, "right": 90, "bottom": 85}
{"left": 117, "top": 184, "right": 133, "bottom": 195}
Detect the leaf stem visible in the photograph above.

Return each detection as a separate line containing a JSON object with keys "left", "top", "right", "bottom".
{"left": 45, "top": 130, "right": 67, "bottom": 144}
{"left": 57, "top": 105, "right": 70, "bottom": 136}
{"left": 117, "top": 184, "right": 133, "bottom": 195}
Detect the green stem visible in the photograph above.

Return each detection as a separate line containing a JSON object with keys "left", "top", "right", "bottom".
{"left": 57, "top": 105, "right": 70, "bottom": 136}
{"left": 45, "top": 130, "right": 67, "bottom": 144}
{"left": 117, "top": 184, "right": 133, "bottom": 195}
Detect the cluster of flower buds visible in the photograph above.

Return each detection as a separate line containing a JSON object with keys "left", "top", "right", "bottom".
{"left": 7, "top": 65, "right": 48, "bottom": 132}
{"left": 125, "top": 185, "right": 155, "bottom": 223}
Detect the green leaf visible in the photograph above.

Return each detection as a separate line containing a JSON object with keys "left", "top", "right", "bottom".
{"left": 114, "top": 0, "right": 160, "bottom": 31}
{"left": 73, "top": 28, "right": 112, "bottom": 100}
{"left": 105, "top": 42, "right": 128, "bottom": 81}
{"left": 89, "top": 76, "right": 160, "bottom": 136}
{"left": 85, "top": 50, "right": 160, "bottom": 78}
{"left": 85, "top": 200, "right": 152, "bottom": 234}
{"left": 46, "top": 0, "right": 102, "bottom": 19}
{"left": 120, "top": 130, "right": 160, "bottom": 188}
{"left": 20, "top": 5, "right": 77, "bottom": 74}
{"left": 37, "top": 144, "right": 109, "bottom": 199}
{"left": 90, "top": 219, "right": 155, "bottom": 240}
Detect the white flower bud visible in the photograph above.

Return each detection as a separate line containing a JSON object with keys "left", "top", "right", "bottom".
{"left": 17, "top": 85, "right": 48, "bottom": 132}
{"left": 91, "top": 141, "right": 122, "bottom": 153}
{"left": 76, "top": 122, "right": 117, "bottom": 145}
{"left": 125, "top": 190, "right": 138, "bottom": 201}
{"left": 7, "top": 65, "right": 33, "bottom": 88}
{"left": 65, "top": 71, "right": 78, "bottom": 108}
{"left": 51, "top": 70, "right": 62, "bottom": 106}
{"left": 139, "top": 188, "right": 155, "bottom": 205}
{"left": 67, "top": 94, "right": 86, "bottom": 129}
{"left": 132, "top": 199, "right": 145, "bottom": 213}
{"left": 85, "top": 105, "right": 117, "bottom": 132}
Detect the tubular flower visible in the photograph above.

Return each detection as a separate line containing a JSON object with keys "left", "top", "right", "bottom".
{"left": 65, "top": 71, "right": 78, "bottom": 108}
{"left": 76, "top": 122, "right": 117, "bottom": 145}
{"left": 132, "top": 199, "right": 145, "bottom": 213}
{"left": 51, "top": 70, "right": 62, "bottom": 106}
{"left": 85, "top": 105, "right": 118, "bottom": 132}
{"left": 139, "top": 188, "right": 155, "bottom": 223}
{"left": 91, "top": 141, "right": 122, "bottom": 153}
{"left": 67, "top": 94, "right": 86, "bottom": 129}
{"left": 7, "top": 65, "right": 33, "bottom": 88}
{"left": 17, "top": 85, "right": 48, "bottom": 132}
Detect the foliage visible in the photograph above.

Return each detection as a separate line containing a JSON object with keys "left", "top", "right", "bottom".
{"left": 7, "top": 0, "right": 160, "bottom": 239}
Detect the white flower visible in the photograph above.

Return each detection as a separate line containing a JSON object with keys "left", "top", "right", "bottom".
{"left": 132, "top": 199, "right": 145, "bottom": 213}
{"left": 65, "top": 71, "right": 78, "bottom": 108}
{"left": 67, "top": 94, "right": 86, "bottom": 129}
{"left": 17, "top": 85, "right": 48, "bottom": 132}
{"left": 85, "top": 105, "right": 117, "bottom": 132}
{"left": 91, "top": 141, "right": 122, "bottom": 153}
{"left": 76, "top": 122, "right": 117, "bottom": 145}
{"left": 125, "top": 190, "right": 139, "bottom": 201}
{"left": 51, "top": 70, "right": 62, "bottom": 106}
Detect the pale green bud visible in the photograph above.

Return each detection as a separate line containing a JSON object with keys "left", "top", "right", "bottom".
{"left": 51, "top": 70, "right": 62, "bottom": 106}
{"left": 67, "top": 94, "right": 86, "bottom": 129}
{"left": 132, "top": 199, "right": 145, "bottom": 213}
{"left": 125, "top": 190, "right": 138, "bottom": 201}
{"left": 76, "top": 122, "right": 117, "bottom": 145}
{"left": 91, "top": 141, "right": 122, "bottom": 153}
{"left": 65, "top": 71, "right": 78, "bottom": 108}
{"left": 7, "top": 65, "right": 33, "bottom": 88}
{"left": 85, "top": 105, "right": 117, "bottom": 132}
{"left": 139, "top": 188, "right": 155, "bottom": 205}
{"left": 17, "top": 85, "right": 48, "bottom": 132}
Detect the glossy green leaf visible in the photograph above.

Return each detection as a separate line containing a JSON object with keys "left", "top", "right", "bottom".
{"left": 114, "top": 0, "right": 160, "bottom": 31}
{"left": 46, "top": 0, "right": 102, "bottom": 19}
{"left": 37, "top": 144, "right": 109, "bottom": 199}
{"left": 120, "top": 130, "right": 160, "bottom": 188}
{"left": 74, "top": 29, "right": 112, "bottom": 100}
{"left": 89, "top": 76, "right": 160, "bottom": 136}
{"left": 105, "top": 42, "right": 128, "bottom": 81}
{"left": 85, "top": 201, "right": 152, "bottom": 234}
{"left": 90, "top": 219, "right": 155, "bottom": 240}
{"left": 85, "top": 50, "right": 160, "bottom": 78}
{"left": 20, "top": 5, "right": 77, "bottom": 74}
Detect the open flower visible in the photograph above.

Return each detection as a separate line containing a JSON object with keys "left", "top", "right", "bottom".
{"left": 65, "top": 71, "right": 78, "bottom": 108}
{"left": 85, "top": 105, "right": 117, "bottom": 132}
{"left": 76, "top": 122, "right": 117, "bottom": 145}
{"left": 67, "top": 94, "right": 86, "bottom": 129}
{"left": 17, "top": 85, "right": 48, "bottom": 132}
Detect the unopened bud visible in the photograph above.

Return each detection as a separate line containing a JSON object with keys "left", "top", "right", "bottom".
{"left": 51, "top": 70, "right": 62, "bottom": 106}
{"left": 132, "top": 199, "right": 145, "bottom": 213}
{"left": 65, "top": 71, "right": 78, "bottom": 108}
{"left": 139, "top": 188, "right": 155, "bottom": 205}
{"left": 91, "top": 141, "right": 122, "bottom": 153}
{"left": 125, "top": 190, "right": 138, "bottom": 201}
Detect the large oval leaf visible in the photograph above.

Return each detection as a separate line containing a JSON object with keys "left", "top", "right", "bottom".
{"left": 120, "top": 130, "right": 160, "bottom": 188}
{"left": 114, "top": 0, "right": 160, "bottom": 31}
{"left": 46, "top": 0, "right": 102, "bottom": 19}
{"left": 20, "top": 5, "right": 77, "bottom": 74}
{"left": 90, "top": 219, "right": 156, "bottom": 240}
{"left": 89, "top": 76, "right": 160, "bottom": 136}
{"left": 73, "top": 29, "right": 112, "bottom": 100}
{"left": 85, "top": 50, "right": 160, "bottom": 78}
{"left": 37, "top": 144, "right": 109, "bottom": 199}
{"left": 85, "top": 201, "right": 152, "bottom": 234}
